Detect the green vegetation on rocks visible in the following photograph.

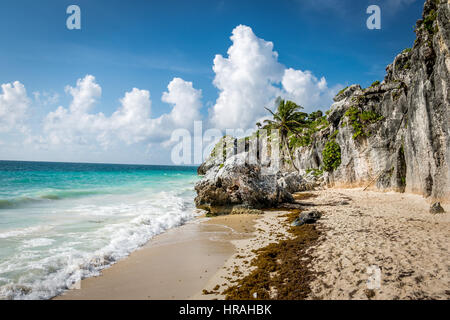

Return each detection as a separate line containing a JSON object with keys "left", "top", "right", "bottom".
{"left": 322, "top": 140, "right": 341, "bottom": 172}
{"left": 424, "top": 9, "right": 438, "bottom": 34}
{"left": 370, "top": 80, "right": 380, "bottom": 87}
{"left": 210, "top": 135, "right": 235, "bottom": 160}
{"left": 336, "top": 86, "right": 349, "bottom": 96}
{"left": 262, "top": 99, "right": 309, "bottom": 170}
{"left": 305, "top": 168, "right": 324, "bottom": 177}
{"left": 288, "top": 110, "right": 329, "bottom": 149}
{"left": 402, "top": 48, "right": 412, "bottom": 54}
{"left": 344, "top": 106, "right": 384, "bottom": 139}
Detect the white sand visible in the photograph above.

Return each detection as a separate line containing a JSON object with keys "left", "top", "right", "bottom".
{"left": 305, "top": 188, "right": 449, "bottom": 300}
{"left": 198, "top": 188, "right": 449, "bottom": 300}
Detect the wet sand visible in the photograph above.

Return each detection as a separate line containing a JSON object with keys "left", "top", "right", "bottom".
{"left": 56, "top": 214, "right": 259, "bottom": 300}
{"left": 192, "top": 211, "right": 292, "bottom": 299}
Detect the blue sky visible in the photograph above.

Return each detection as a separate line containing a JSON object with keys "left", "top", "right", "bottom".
{"left": 0, "top": 0, "right": 424, "bottom": 164}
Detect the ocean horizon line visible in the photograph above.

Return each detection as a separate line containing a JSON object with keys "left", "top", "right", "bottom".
{"left": 0, "top": 159, "right": 199, "bottom": 168}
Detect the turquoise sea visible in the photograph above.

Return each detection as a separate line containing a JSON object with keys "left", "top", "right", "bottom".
{"left": 0, "top": 160, "right": 199, "bottom": 299}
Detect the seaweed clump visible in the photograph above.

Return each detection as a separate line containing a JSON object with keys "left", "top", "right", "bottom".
{"left": 223, "top": 208, "right": 321, "bottom": 300}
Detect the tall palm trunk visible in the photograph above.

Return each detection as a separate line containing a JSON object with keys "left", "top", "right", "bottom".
{"left": 282, "top": 135, "right": 299, "bottom": 172}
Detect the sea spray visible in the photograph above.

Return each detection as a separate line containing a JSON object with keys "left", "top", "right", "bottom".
{"left": 0, "top": 161, "right": 199, "bottom": 300}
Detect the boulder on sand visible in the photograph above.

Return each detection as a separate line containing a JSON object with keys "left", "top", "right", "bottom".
{"left": 194, "top": 153, "right": 295, "bottom": 215}
{"left": 291, "top": 210, "right": 322, "bottom": 226}
{"left": 277, "top": 172, "right": 309, "bottom": 194}
{"left": 430, "top": 202, "right": 445, "bottom": 214}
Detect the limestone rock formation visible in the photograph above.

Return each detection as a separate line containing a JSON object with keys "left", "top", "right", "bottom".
{"left": 194, "top": 153, "right": 298, "bottom": 214}
{"left": 294, "top": 0, "right": 449, "bottom": 202}
{"left": 197, "top": 135, "right": 237, "bottom": 175}
{"left": 195, "top": 0, "right": 449, "bottom": 208}
{"left": 277, "top": 172, "right": 308, "bottom": 194}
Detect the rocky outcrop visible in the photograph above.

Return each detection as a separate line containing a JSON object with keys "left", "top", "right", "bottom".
{"left": 294, "top": 0, "right": 449, "bottom": 202}
{"left": 402, "top": 0, "right": 449, "bottom": 201}
{"left": 277, "top": 172, "right": 308, "bottom": 193}
{"left": 197, "top": 135, "right": 237, "bottom": 175}
{"left": 194, "top": 152, "right": 310, "bottom": 214}
{"left": 195, "top": 0, "right": 449, "bottom": 208}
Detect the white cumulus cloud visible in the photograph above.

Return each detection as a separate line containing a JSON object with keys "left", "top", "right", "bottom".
{"left": 282, "top": 68, "right": 337, "bottom": 110}
{"left": 210, "top": 25, "right": 284, "bottom": 130}
{"left": 43, "top": 75, "right": 108, "bottom": 146}
{"left": 209, "top": 25, "right": 340, "bottom": 130}
{"left": 42, "top": 75, "right": 202, "bottom": 149}
{"left": 162, "top": 77, "right": 202, "bottom": 129}
{"left": 0, "top": 81, "right": 31, "bottom": 133}
{"left": 1, "top": 24, "right": 341, "bottom": 164}
{"left": 65, "top": 75, "right": 102, "bottom": 114}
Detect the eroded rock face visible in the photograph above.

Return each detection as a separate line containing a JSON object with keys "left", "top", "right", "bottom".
{"left": 277, "top": 172, "right": 307, "bottom": 194}
{"left": 194, "top": 153, "right": 295, "bottom": 214}
{"left": 195, "top": 0, "right": 449, "bottom": 204}
{"left": 402, "top": 0, "right": 450, "bottom": 201}
{"left": 294, "top": 0, "right": 449, "bottom": 202}
{"left": 197, "top": 135, "right": 237, "bottom": 175}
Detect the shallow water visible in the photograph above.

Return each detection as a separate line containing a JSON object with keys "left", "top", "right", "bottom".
{"left": 0, "top": 160, "right": 199, "bottom": 299}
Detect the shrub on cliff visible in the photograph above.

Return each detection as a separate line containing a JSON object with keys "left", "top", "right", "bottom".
{"left": 288, "top": 110, "right": 329, "bottom": 149}
{"left": 344, "top": 106, "right": 384, "bottom": 139}
{"left": 370, "top": 80, "right": 380, "bottom": 87}
{"left": 322, "top": 140, "right": 341, "bottom": 172}
{"left": 423, "top": 9, "right": 437, "bottom": 34}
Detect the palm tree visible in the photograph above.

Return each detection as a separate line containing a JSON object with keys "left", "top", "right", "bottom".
{"left": 262, "top": 98, "right": 308, "bottom": 171}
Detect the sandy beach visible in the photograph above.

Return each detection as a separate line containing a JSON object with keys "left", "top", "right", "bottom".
{"left": 56, "top": 214, "right": 260, "bottom": 300}
{"left": 306, "top": 188, "right": 450, "bottom": 300}
{"left": 57, "top": 188, "right": 449, "bottom": 300}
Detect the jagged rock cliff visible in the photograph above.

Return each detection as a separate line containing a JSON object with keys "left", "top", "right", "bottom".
{"left": 194, "top": 152, "right": 310, "bottom": 214}
{"left": 295, "top": 0, "right": 449, "bottom": 201}
{"left": 196, "top": 0, "right": 449, "bottom": 210}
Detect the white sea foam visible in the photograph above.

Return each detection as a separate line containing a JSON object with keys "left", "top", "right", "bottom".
{"left": 22, "top": 238, "right": 55, "bottom": 248}
{"left": 0, "top": 188, "right": 200, "bottom": 300}
{"left": 0, "top": 226, "right": 52, "bottom": 239}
